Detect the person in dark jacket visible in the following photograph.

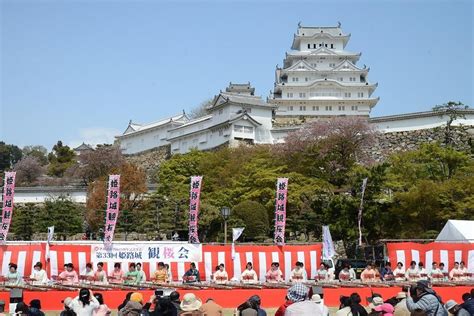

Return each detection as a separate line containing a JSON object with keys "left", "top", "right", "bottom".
{"left": 349, "top": 293, "right": 368, "bottom": 316}
{"left": 29, "top": 299, "right": 45, "bottom": 316}
{"left": 460, "top": 292, "right": 474, "bottom": 315}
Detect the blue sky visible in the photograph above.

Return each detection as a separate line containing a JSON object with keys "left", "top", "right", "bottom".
{"left": 1, "top": 0, "right": 472, "bottom": 149}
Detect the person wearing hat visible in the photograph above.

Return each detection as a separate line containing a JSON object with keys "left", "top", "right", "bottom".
{"left": 374, "top": 303, "right": 395, "bottom": 316}
{"left": 406, "top": 281, "right": 448, "bottom": 316}
{"left": 311, "top": 294, "right": 329, "bottom": 316}
{"left": 283, "top": 283, "right": 322, "bottom": 315}
{"left": 60, "top": 297, "right": 75, "bottom": 316}
{"left": 445, "top": 299, "right": 470, "bottom": 316}
{"left": 118, "top": 292, "right": 144, "bottom": 316}
{"left": 180, "top": 293, "right": 203, "bottom": 315}
{"left": 369, "top": 296, "right": 385, "bottom": 310}
{"left": 394, "top": 292, "right": 410, "bottom": 316}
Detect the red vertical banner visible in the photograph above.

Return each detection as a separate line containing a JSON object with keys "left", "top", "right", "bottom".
{"left": 0, "top": 172, "right": 16, "bottom": 243}
{"left": 104, "top": 175, "right": 120, "bottom": 247}
{"left": 274, "top": 178, "right": 288, "bottom": 246}
{"left": 188, "top": 176, "right": 202, "bottom": 244}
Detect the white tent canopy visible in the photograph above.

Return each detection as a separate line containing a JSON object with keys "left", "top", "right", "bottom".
{"left": 436, "top": 220, "right": 474, "bottom": 243}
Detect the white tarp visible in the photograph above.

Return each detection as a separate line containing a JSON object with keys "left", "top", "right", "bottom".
{"left": 435, "top": 220, "right": 474, "bottom": 243}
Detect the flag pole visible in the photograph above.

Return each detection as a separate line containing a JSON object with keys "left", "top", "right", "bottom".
{"left": 358, "top": 178, "right": 368, "bottom": 246}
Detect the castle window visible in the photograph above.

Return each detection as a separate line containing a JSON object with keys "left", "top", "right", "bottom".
{"left": 331, "top": 44, "right": 334, "bottom": 48}
{"left": 329, "top": 63, "right": 335, "bottom": 67}
{"left": 338, "top": 106, "right": 345, "bottom": 111}
{"left": 344, "top": 92, "right": 351, "bottom": 98}
{"left": 307, "top": 44, "right": 311, "bottom": 49}
{"left": 299, "top": 92, "right": 306, "bottom": 98}
{"left": 358, "top": 92, "right": 364, "bottom": 98}
{"left": 299, "top": 106, "right": 306, "bottom": 111}
{"left": 351, "top": 105, "right": 358, "bottom": 111}
{"left": 313, "top": 44, "right": 317, "bottom": 49}
{"left": 289, "top": 106, "right": 294, "bottom": 111}
{"left": 305, "top": 77, "right": 309, "bottom": 82}
{"left": 287, "top": 92, "right": 293, "bottom": 98}
{"left": 339, "top": 77, "right": 343, "bottom": 81}
{"left": 292, "top": 77, "right": 299, "bottom": 82}
{"left": 325, "top": 106, "right": 332, "bottom": 111}
{"left": 312, "top": 106, "right": 319, "bottom": 111}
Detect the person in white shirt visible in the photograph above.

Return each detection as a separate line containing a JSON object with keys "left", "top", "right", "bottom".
{"left": 429, "top": 262, "right": 444, "bottom": 281}
{"left": 393, "top": 262, "right": 406, "bottom": 281}
{"left": 30, "top": 262, "right": 48, "bottom": 284}
{"left": 311, "top": 294, "right": 329, "bottom": 316}
{"left": 439, "top": 262, "right": 449, "bottom": 280}
{"left": 136, "top": 263, "right": 146, "bottom": 283}
{"left": 290, "top": 261, "right": 307, "bottom": 283}
{"left": 82, "top": 263, "right": 95, "bottom": 280}
{"left": 338, "top": 264, "right": 352, "bottom": 281}
{"left": 241, "top": 262, "right": 258, "bottom": 284}
{"left": 449, "top": 261, "right": 463, "bottom": 281}
{"left": 316, "top": 263, "right": 329, "bottom": 281}
{"left": 459, "top": 261, "right": 468, "bottom": 280}
{"left": 213, "top": 263, "right": 228, "bottom": 284}
{"left": 68, "top": 288, "right": 100, "bottom": 316}
{"left": 348, "top": 265, "right": 357, "bottom": 280}
{"left": 405, "top": 261, "right": 420, "bottom": 281}
{"left": 284, "top": 283, "right": 321, "bottom": 316}
{"left": 418, "top": 262, "right": 428, "bottom": 280}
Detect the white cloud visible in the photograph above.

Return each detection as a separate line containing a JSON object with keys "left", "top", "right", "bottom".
{"left": 69, "top": 127, "right": 121, "bottom": 148}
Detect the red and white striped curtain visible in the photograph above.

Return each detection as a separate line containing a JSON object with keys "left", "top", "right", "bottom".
{"left": 387, "top": 242, "right": 474, "bottom": 272}
{"left": 0, "top": 243, "right": 322, "bottom": 282}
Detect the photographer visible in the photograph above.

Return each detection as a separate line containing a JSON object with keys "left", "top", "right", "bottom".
{"left": 406, "top": 281, "right": 447, "bottom": 316}
{"left": 143, "top": 295, "right": 177, "bottom": 316}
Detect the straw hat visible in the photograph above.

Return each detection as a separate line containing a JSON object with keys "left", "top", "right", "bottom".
{"left": 180, "top": 293, "right": 202, "bottom": 311}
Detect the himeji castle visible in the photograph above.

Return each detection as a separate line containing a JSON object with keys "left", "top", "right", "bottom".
{"left": 271, "top": 23, "right": 379, "bottom": 120}
{"left": 115, "top": 24, "right": 474, "bottom": 155}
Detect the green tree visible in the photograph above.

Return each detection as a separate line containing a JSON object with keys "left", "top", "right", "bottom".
{"left": 48, "top": 141, "right": 76, "bottom": 177}
{"left": 36, "top": 197, "right": 84, "bottom": 240}
{"left": 232, "top": 200, "right": 269, "bottom": 241}
{"left": 433, "top": 101, "right": 470, "bottom": 146}
{"left": 10, "top": 204, "right": 38, "bottom": 240}
{"left": 0, "top": 142, "right": 23, "bottom": 172}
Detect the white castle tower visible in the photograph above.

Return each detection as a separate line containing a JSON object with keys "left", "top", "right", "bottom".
{"left": 271, "top": 23, "right": 379, "bottom": 122}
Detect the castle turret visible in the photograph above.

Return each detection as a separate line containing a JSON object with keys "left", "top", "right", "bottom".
{"left": 271, "top": 23, "right": 379, "bottom": 120}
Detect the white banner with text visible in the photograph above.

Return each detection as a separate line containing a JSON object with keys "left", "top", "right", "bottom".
{"left": 91, "top": 243, "right": 202, "bottom": 263}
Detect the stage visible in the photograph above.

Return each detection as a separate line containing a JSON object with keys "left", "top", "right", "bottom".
{"left": 0, "top": 285, "right": 472, "bottom": 311}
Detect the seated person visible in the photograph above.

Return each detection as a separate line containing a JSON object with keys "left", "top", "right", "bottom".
{"left": 183, "top": 262, "right": 200, "bottom": 283}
